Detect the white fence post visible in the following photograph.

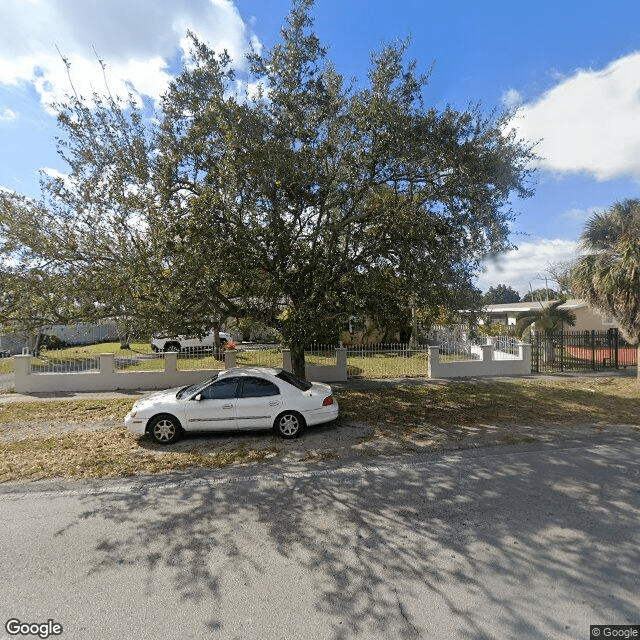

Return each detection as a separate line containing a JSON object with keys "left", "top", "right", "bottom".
{"left": 336, "top": 348, "right": 347, "bottom": 380}
{"left": 99, "top": 353, "right": 115, "bottom": 375}
{"left": 427, "top": 346, "right": 441, "bottom": 378}
{"left": 224, "top": 349, "right": 237, "bottom": 368}
{"left": 13, "top": 354, "right": 32, "bottom": 393}
{"left": 520, "top": 343, "right": 532, "bottom": 372}
{"left": 164, "top": 351, "right": 178, "bottom": 373}
{"left": 282, "top": 349, "right": 292, "bottom": 372}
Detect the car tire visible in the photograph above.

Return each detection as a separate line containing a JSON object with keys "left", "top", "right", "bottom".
{"left": 164, "top": 342, "right": 180, "bottom": 352}
{"left": 274, "top": 411, "right": 304, "bottom": 439}
{"left": 148, "top": 414, "right": 183, "bottom": 445}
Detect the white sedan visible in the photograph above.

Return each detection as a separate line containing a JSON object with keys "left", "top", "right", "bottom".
{"left": 124, "top": 367, "right": 339, "bottom": 444}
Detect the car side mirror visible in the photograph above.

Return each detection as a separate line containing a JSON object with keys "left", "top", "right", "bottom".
{"left": 194, "top": 393, "right": 202, "bottom": 401}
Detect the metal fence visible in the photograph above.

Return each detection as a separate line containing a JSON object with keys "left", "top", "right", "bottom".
{"left": 235, "top": 344, "right": 283, "bottom": 369}
{"left": 530, "top": 329, "right": 637, "bottom": 373}
{"left": 345, "top": 343, "right": 430, "bottom": 378}
{"left": 30, "top": 351, "right": 101, "bottom": 373}
{"left": 491, "top": 336, "right": 522, "bottom": 360}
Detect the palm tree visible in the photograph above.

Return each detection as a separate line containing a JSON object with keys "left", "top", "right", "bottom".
{"left": 515, "top": 300, "right": 576, "bottom": 363}
{"left": 571, "top": 199, "right": 640, "bottom": 380}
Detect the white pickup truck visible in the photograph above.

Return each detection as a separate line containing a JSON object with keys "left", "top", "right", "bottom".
{"left": 150, "top": 330, "right": 233, "bottom": 353}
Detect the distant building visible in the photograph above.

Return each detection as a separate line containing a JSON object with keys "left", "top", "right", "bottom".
{"left": 480, "top": 299, "right": 620, "bottom": 332}
{"left": 0, "top": 323, "right": 119, "bottom": 355}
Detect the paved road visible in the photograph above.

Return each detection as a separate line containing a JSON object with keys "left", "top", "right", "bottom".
{"left": 1, "top": 435, "right": 639, "bottom": 640}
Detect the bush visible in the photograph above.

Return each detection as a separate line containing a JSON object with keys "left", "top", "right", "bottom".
{"left": 39, "top": 334, "right": 68, "bottom": 350}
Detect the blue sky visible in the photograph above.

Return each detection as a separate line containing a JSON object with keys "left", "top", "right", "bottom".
{"left": 1, "top": 0, "right": 640, "bottom": 296}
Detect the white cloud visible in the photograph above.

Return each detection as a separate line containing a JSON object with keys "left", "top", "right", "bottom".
{"left": 506, "top": 52, "right": 640, "bottom": 181}
{"left": 559, "top": 205, "right": 603, "bottom": 222}
{"left": 0, "top": 0, "right": 257, "bottom": 111}
{"left": 40, "top": 166, "right": 68, "bottom": 181}
{"left": 0, "top": 107, "right": 18, "bottom": 121}
{"left": 477, "top": 239, "right": 579, "bottom": 295}
{"left": 501, "top": 88, "right": 523, "bottom": 110}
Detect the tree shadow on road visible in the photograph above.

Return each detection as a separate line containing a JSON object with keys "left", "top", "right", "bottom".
{"left": 62, "top": 435, "right": 640, "bottom": 639}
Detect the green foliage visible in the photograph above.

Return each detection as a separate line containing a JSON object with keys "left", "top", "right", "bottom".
{"left": 0, "top": 0, "right": 535, "bottom": 377}
{"left": 571, "top": 198, "right": 640, "bottom": 377}
{"left": 483, "top": 284, "right": 521, "bottom": 304}
{"left": 477, "top": 322, "right": 516, "bottom": 337}
{"left": 521, "top": 287, "right": 559, "bottom": 302}
{"left": 514, "top": 300, "right": 576, "bottom": 337}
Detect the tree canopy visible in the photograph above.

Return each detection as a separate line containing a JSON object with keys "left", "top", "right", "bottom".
{"left": 521, "top": 287, "right": 560, "bottom": 303}
{"left": 482, "top": 284, "right": 521, "bottom": 305}
{"left": 0, "top": 0, "right": 535, "bottom": 376}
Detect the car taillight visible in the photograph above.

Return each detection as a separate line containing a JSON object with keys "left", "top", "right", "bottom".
{"left": 322, "top": 395, "right": 334, "bottom": 406}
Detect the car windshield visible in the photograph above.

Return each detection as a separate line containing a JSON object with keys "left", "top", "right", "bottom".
{"left": 176, "top": 374, "right": 219, "bottom": 399}
{"left": 275, "top": 369, "right": 312, "bottom": 391}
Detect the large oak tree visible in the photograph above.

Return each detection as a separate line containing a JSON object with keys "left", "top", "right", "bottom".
{"left": 0, "top": 0, "right": 535, "bottom": 376}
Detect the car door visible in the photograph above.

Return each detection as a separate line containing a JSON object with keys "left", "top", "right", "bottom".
{"left": 235, "top": 376, "right": 283, "bottom": 429}
{"left": 184, "top": 376, "right": 241, "bottom": 431}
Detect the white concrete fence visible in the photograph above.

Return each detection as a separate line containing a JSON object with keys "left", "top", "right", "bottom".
{"left": 428, "top": 343, "right": 531, "bottom": 379}
{"left": 12, "top": 343, "right": 531, "bottom": 393}
{"left": 13, "top": 348, "right": 349, "bottom": 394}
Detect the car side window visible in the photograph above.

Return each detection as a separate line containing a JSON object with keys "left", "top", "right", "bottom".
{"left": 240, "top": 377, "right": 280, "bottom": 398}
{"left": 200, "top": 377, "right": 240, "bottom": 400}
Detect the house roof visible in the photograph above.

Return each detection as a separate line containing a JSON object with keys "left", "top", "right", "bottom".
{"left": 483, "top": 299, "right": 587, "bottom": 314}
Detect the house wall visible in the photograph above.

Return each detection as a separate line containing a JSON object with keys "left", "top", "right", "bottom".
{"left": 0, "top": 323, "right": 120, "bottom": 355}
{"left": 570, "top": 306, "right": 618, "bottom": 332}
{"left": 481, "top": 300, "right": 622, "bottom": 333}
{"left": 43, "top": 323, "right": 119, "bottom": 345}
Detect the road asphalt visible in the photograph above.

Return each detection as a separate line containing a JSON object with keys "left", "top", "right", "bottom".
{"left": 0, "top": 368, "right": 638, "bottom": 639}
{"left": 1, "top": 436, "right": 639, "bottom": 640}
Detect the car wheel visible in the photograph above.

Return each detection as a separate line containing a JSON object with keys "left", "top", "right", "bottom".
{"left": 274, "top": 411, "right": 304, "bottom": 439}
{"left": 164, "top": 342, "right": 180, "bottom": 352}
{"left": 148, "top": 414, "right": 182, "bottom": 445}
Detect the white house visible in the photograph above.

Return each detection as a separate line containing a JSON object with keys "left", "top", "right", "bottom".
{"left": 480, "top": 299, "right": 620, "bottom": 332}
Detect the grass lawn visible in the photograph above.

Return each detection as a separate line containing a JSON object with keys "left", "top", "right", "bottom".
{"left": 0, "top": 358, "right": 13, "bottom": 375}
{"left": 1, "top": 376, "right": 638, "bottom": 483}
{"left": 6, "top": 342, "right": 437, "bottom": 378}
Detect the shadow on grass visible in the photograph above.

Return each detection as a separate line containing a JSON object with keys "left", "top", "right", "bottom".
{"left": 338, "top": 378, "right": 640, "bottom": 431}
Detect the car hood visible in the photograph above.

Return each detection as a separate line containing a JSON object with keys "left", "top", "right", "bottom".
{"left": 134, "top": 387, "right": 183, "bottom": 408}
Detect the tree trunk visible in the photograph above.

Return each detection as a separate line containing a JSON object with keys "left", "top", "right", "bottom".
{"left": 637, "top": 339, "right": 640, "bottom": 382}
{"left": 31, "top": 328, "right": 43, "bottom": 356}
{"left": 213, "top": 326, "right": 221, "bottom": 359}
{"left": 290, "top": 343, "right": 306, "bottom": 379}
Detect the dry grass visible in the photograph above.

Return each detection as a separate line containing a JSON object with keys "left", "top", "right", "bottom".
{"left": 1, "top": 376, "right": 638, "bottom": 483}
{"left": 0, "top": 428, "right": 279, "bottom": 482}
{"left": 338, "top": 376, "right": 640, "bottom": 433}
{"left": 0, "top": 398, "right": 133, "bottom": 425}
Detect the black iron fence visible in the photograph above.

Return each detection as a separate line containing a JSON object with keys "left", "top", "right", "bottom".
{"left": 530, "top": 329, "right": 638, "bottom": 373}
